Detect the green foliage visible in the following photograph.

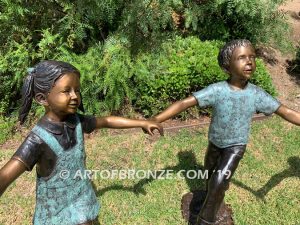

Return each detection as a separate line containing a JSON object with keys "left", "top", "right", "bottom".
{"left": 133, "top": 36, "right": 276, "bottom": 117}
{"left": 120, "top": 0, "right": 175, "bottom": 51}
{"left": 120, "top": 0, "right": 291, "bottom": 53}
{"left": 0, "top": 0, "right": 290, "bottom": 118}
{"left": 58, "top": 37, "right": 134, "bottom": 115}
{"left": 0, "top": 29, "right": 65, "bottom": 115}
{"left": 181, "top": 0, "right": 292, "bottom": 51}
{"left": 0, "top": 0, "right": 124, "bottom": 115}
{"left": 98, "top": 37, "right": 134, "bottom": 113}
{"left": 250, "top": 58, "right": 277, "bottom": 96}
{"left": 0, "top": 38, "right": 33, "bottom": 114}
{"left": 0, "top": 116, "right": 16, "bottom": 144}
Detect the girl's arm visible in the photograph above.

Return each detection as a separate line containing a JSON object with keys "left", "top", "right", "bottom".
{"left": 95, "top": 116, "right": 163, "bottom": 135}
{"left": 152, "top": 96, "right": 198, "bottom": 123}
{"left": 0, "top": 159, "right": 26, "bottom": 196}
{"left": 275, "top": 105, "right": 300, "bottom": 125}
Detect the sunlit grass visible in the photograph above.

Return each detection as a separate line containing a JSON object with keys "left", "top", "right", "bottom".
{"left": 0, "top": 116, "right": 299, "bottom": 224}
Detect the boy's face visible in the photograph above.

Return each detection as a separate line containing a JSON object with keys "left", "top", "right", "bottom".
{"left": 44, "top": 72, "right": 81, "bottom": 121}
{"left": 228, "top": 45, "right": 256, "bottom": 81}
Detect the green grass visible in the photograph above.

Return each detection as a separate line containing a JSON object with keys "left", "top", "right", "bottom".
{"left": 0, "top": 116, "right": 299, "bottom": 225}
{"left": 0, "top": 116, "right": 16, "bottom": 145}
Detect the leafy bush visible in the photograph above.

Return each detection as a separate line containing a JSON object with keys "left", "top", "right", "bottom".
{"left": 133, "top": 36, "right": 276, "bottom": 117}
{"left": 0, "top": 0, "right": 123, "bottom": 115}
{"left": 251, "top": 59, "right": 277, "bottom": 96}
{"left": 0, "top": 116, "right": 16, "bottom": 144}
{"left": 0, "top": 39, "right": 33, "bottom": 115}
{"left": 180, "top": 0, "right": 292, "bottom": 51}
{"left": 58, "top": 37, "right": 134, "bottom": 115}
{"left": 119, "top": 0, "right": 292, "bottom": 52}
{"left": 0, "top": 0, "right": 291, "bottom": 117}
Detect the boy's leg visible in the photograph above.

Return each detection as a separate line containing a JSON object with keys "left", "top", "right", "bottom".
{"left": 203, "top": 142, "right": 221, "bottom": 191}
{"left": 197, "top": 145, "right": 246, "bottom": 224}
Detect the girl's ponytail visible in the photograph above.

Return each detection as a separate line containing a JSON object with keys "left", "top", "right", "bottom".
{"left": 18, "top": 69, "right": 35, "bottom": 124}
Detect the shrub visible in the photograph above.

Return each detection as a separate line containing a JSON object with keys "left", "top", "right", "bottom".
{"left": 0, "top": 116, "right": 16, "bottom": 144}
{"left": 0, "top": 39, "right": 33, "bottom": 115}
{"left": 0, "top": 29, "right": 65, "bottom": 115}
{"left": 0, "top": 0, "right": 123, "bottom": 115}
{"left": 181, "top": 0, "right": 292, "bottom": 51}
{"left": 0, "top": 0, "right": 291, "bottom": 117}
{"left": 58, "top": 36, "right": 134, "bottom": 115}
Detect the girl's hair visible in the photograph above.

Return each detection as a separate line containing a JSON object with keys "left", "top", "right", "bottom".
{"left": 19, "top": 60, "right": 84, "bottom": 124}
{"left": 218, "top": 39, "right": 253, "bottom": 72}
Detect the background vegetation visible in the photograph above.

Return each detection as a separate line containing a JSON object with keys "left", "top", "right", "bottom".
{"left": 0, "top": 0, "right": 291, "bottom": 117}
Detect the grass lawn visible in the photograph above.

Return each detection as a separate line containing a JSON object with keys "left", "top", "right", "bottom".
{"left": 0, "top": 116, "right": 299, "bottom": 225}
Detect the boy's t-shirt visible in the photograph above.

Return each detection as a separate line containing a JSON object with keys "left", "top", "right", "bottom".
{"left": 193, "top": 81, "right": 280, "bottom": 148}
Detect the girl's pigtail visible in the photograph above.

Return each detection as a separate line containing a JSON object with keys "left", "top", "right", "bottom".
{"left": 18, "top": 68, "right": 35, "bottom": 124}
{"left": 78, "top": 93, "right": 85, "bottom": 113}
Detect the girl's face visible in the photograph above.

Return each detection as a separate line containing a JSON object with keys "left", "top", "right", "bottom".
{"left": 45, "top": 72, "right": 81, "bottom": 121}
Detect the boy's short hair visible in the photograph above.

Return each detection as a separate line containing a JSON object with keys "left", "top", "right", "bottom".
{"left": 218, "top": 39, "right": 253, "bottom": 72}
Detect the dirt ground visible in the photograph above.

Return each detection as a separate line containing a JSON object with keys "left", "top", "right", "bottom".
{"left": 270, "top": 0, "right": 300, "bottom": 110}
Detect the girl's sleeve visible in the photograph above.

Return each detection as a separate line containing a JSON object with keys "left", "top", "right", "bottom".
{"left": 78, "top": 114, "right": 97, "bottom": 134}
{"left": 12, "top": 132, "right": 43, "bottom": 171}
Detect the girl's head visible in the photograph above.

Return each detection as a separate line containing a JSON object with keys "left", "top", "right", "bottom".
{"left": 19, "top": 60, "right": 84, "bottom": 124}
{"left": 218, "top": 39, "right": 254, "bottom": 73}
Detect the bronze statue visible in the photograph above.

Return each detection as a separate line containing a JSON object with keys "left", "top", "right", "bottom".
{"left": 151, "top": 39, "right": 300, "bottom": 225}
{"left": 0, "top": 60, "right": 163, "bottom": 225}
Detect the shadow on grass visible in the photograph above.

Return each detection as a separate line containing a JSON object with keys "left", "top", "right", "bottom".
{"left": 233, "top": 156, "right": 300, "bottom": 201}
{"left": 94, "top": 150, "right": 206, "bottom": 197}
{"left": 132, "top": 150, "right": 206, "bottom": 193}
{"left": 95, "top": 151, "right": 300, "bottom": 203}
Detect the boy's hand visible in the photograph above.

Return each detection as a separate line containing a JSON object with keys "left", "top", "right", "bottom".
{"left": 142, "top": 121, "right": 164, "bottom": 136}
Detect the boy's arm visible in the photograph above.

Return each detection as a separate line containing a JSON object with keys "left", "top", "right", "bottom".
{"left": 0, "top": 159, "right": 26, "bottom": 197}
{"left": 95, "top": 116, "right": 163, "bottom": 135}
{"left": 152, "top": 96, "right": 198, "bottom": 123}
{"left": 275, "top": 105, "right": 300, "bottom": 125}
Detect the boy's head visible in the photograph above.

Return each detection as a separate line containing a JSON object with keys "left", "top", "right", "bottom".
{"left": 218, "top": 39, "right": 255, "bottom": 74}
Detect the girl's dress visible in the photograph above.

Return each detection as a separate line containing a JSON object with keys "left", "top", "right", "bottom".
{"left": 31, "top": 115, "right": 100, "bottom": 225}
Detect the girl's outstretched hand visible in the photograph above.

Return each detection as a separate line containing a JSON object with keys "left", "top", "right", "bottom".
{"left": 142, "top": 121, "right": 164, "bottom": 136}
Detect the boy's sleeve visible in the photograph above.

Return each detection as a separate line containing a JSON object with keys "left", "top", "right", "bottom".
{"left": 192, "top": 84, "right": 216, "bottom": 108}
{"left": 255, "top": 87, "right": 281, "bottom": 115}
